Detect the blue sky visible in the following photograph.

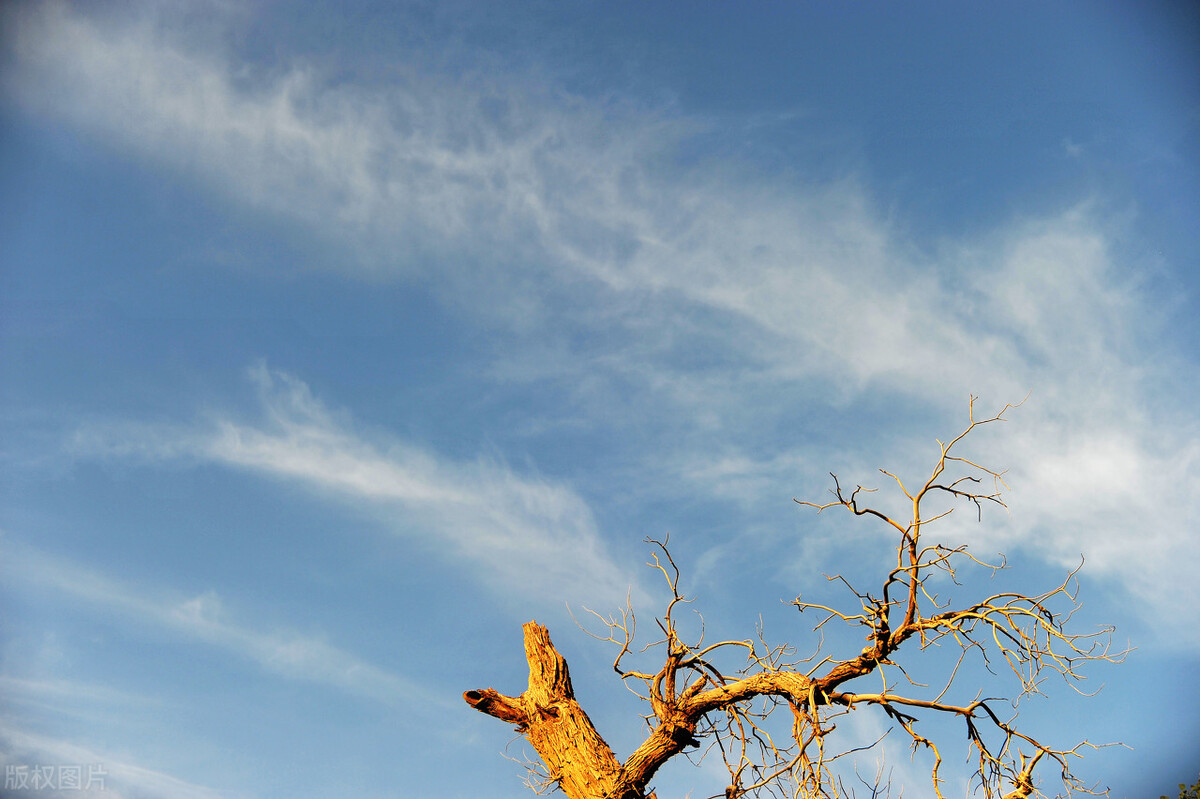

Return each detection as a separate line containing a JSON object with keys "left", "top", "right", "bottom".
{"left": 1, "top": 1, "right": 1198, "bottom": 797}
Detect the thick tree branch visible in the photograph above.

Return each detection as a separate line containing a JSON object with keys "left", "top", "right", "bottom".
{"left": 466, "top": 622, "right": 639, "bottom": 799}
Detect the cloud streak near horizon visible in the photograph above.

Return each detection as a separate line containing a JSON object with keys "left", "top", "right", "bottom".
{"left": 2, "top": 539, "right": 439, "bottom": 710}
{"left": 0, "top": 721, "right": 228, "bottom": 799}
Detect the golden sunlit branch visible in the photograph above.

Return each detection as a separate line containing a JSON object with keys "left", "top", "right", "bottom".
{"left": 466, "top": 398, "right": 1124, "bottom": 799}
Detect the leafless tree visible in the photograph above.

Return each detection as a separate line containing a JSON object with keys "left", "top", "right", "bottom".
{"left": 465, "top": 399, "right": 1125, "bottom": 799}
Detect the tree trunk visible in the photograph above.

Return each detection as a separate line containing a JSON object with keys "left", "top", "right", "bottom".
{"left": 465, "top": 621, "right": 647, "bottom": 799}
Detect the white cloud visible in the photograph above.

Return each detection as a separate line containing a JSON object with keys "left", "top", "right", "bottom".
{"left": 8, "top": 2, "right": 1198, "bottom": 645}
{"left": 0, "top": 4, "right": 1135, "bottom": 401}
{"left": 0, "top": 1, "right": 684, "bottom": 281}
{"left": 0, "top": 676, "right": 152, "bottom": 709}
{"left": 0, "top": 675, "right": 165, "bottom": 732}
{"left": 3, "top": 541, "right": 438, "bottom": 709}
{"left": 998, "top": 416, "right": 1200, "bottom": 630}
{"left": 72, "top": 364, "right": 641, "bottom": 610}
{"left": 0, "top": 722, "right": 230, "bottom": 799}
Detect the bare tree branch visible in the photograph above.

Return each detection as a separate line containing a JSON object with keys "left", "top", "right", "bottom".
{"left": 467, "top": 398, "right": 1125, "bottom": 799}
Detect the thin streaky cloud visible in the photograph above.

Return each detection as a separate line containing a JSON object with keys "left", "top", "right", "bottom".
{"left": 0, "top": 721, "right": 230, "bottom": 799}
{"left": 0, "top": 676, "right": 165, "bottom": 725}
{"left": 71, "top": 364, "right": 643, "bottom": 610}
{"left": 0, "top": 676, "right": 151, "bottom": 707}
{"left": 2, "top": 541, "right": 441, "bottom": 710}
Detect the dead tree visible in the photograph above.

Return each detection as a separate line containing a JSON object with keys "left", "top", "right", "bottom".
{"left": 465, "top": 399, "right": 1124, "bottom": 799}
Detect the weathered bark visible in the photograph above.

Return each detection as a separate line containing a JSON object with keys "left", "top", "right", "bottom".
{"left": 465, "top": 622, "right": 823, "bottom": 799}
{"left": 616, "top": 669, "right": 818, "bottom": 796}
{"left": 465, "top": 621, "right": 643, "bottom": 799}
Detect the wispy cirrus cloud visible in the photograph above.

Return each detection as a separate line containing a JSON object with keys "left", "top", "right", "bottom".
{"left": 0, "top": 722, "right": 230, "bottom": 799}
{"left": 7, "top": 1, "right": 1198, "bottom": 644}
{"left": 70, "top": 364, "right": 641, "bottom": 609}
{"left": 0, "top": 2, "right": 1159, "bottom": 404}
{"left": 0, "top": 0, "right": 972, "bottom": 386}
{"left": 2, "top": 540, "right": 438, "bottom": 709}
{"left": 0, "top": 0, "right": 684, "bottom": 278}
{"left": 0, "top": 675, "right": 164, "bottom": 731}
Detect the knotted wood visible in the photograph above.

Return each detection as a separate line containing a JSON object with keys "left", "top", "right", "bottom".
{"left": 465, "top": 621, "right": 640, "bottom": 799}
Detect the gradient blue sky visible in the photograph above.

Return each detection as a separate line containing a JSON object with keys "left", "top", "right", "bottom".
{"left": 2, "top": 2, "right": 1198, "bottom": 798}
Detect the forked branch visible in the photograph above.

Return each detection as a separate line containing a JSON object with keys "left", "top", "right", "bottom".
{"left": 466, "top": 399, "right": 1124, "bottom": 799}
